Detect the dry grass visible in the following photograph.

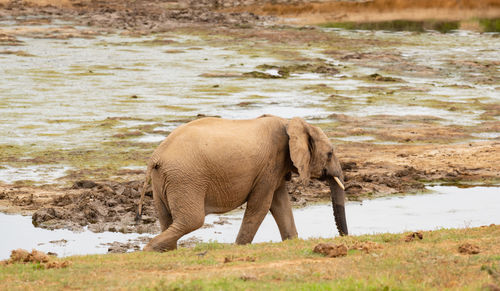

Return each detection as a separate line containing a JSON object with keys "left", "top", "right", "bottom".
{"left": 1, "top": 225, "right": 499, "bottom": 290}
{"left": 224, "top": 0, "right": 500, "bottom": 24}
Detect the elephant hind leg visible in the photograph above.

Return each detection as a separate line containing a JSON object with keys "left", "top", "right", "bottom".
{"left": 144, "top": 215, "right": 205, "bottom": 252}
{"left": 151, "top": 171, "right": 172, "bottom": 232}
{"left": 144, "top": 189, "right": 205, "bottom": 252}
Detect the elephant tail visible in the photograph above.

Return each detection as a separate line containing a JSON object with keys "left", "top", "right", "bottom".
{"left": 135, "top": 160, "right": 156, "bottom": 221}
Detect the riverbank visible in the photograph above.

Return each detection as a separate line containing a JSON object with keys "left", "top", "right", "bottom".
{"left": 1, "top": 225, "right": 499, "bottom": 290}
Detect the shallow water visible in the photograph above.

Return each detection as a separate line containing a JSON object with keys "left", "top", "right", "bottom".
{"left": 185, "top": 185, "right": 500, "bottom": 243}
{"left": 1, "top": 25, "right": 499, "bottom": 183}
{"left": 1, "top": 186, "right": 498, "bottom": 260}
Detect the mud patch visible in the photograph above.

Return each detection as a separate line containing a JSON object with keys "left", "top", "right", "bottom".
{"left": 458, "top": 242, "right": 480, "bottom": 255}
{"left": 1, "top": 249, "right": 70, "bottom": 269}
{"left": 107, "top": 235, "right": 149, "bottom": 253}
{"left": 0, "top": 0, "right": 272, "bottom": 33}
{"left": 313, "top": 243, "right": 348, "bottom": 258}
{"left": 404, "top": 231, "right": 424, "bottom": 242}
{"left": 29, "top": 179, "right": 157, "bottom": 233}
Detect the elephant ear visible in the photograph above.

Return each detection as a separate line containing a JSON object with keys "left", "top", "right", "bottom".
{"left": 286, "top": 117, "right": 312, "bottom": 184}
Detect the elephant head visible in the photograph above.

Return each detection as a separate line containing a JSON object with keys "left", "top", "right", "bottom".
{"left": 286, "top": 117, "right": 348, "bottom": 236}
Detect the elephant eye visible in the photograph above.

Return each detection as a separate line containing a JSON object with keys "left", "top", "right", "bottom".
{"left": 327, "top": 151, "right": 333, "bottom": 159}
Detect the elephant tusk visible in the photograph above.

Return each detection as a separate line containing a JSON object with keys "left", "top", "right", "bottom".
{"left": 334, "top": 176, "right": 345, "bottom": 190}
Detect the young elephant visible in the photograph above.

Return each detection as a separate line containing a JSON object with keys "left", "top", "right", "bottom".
{"left": 137, "top": 115, "right": 347, "bottom": 252}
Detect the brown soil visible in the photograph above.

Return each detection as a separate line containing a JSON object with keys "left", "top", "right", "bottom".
{"left": 313, "top": 243, "right": 348, "bottom": 257}
{"left": 0, "top": 179, "right": 158, "bottom": 233}
{"left": 458, "top": 242, "right": 481, "bottom": 254}
{"left": 1, "top": 249, "right": 70, "bottom": 269}
{"left": 0, "top": 0, "right": 271, "bottom": 33}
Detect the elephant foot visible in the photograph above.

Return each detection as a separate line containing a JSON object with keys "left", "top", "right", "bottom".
{"left": 142, "top": 244, "right": 157, "bottom": 252}
{"left": 143, "top": 236, "right": 177, "bottom": 252}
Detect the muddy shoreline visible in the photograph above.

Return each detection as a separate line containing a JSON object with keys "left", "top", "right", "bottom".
{"left": 1, "top": 139, "right": 498, "bottom": 234}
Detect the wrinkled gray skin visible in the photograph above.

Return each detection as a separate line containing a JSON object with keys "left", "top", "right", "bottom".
{"left": 137, "top": 115, "right": 347, "bottom": 252}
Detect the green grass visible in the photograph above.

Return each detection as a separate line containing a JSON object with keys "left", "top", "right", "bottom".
{"left": 319, "top": 20, "right": 460, "bottom": 33}
{"left": 479, "top": 18, "right": 500, "bottom": 32}
{"left": 1, "top": 226, "right": 499, "bottom": 290}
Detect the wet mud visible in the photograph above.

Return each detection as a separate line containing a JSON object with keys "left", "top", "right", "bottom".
{"left": 0, "top": 0, "right": 270, "bottom": 34}
{"left": 1, "top": 249, "right": 70, "bottom": 269}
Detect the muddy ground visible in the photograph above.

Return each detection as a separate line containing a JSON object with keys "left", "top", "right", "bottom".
{"left": 0, "top": 0, "right": 499, "bottom": 235}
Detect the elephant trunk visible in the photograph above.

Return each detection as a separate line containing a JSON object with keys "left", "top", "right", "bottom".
{"left": 328, "top": 177, "right": 348, "bottom": 236}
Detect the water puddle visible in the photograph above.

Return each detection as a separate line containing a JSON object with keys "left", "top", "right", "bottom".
{"left": 1, "top": 186, "right": 498, "bottom": 259}
{"left": 0, "top": 214, "right": 147, "bottom": 259}
{"left": 0, "top": 165, "right": 73, "bottom": 185}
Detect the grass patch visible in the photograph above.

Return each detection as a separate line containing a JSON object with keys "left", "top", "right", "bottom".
{"left": 1, "top": 226, "right": 499, "bottom": 290}
{"left": 479, "top": 18, "right": 500, "bottom": 32}
{"left": 320, "top": 20, "right": 460, "bottom": 33}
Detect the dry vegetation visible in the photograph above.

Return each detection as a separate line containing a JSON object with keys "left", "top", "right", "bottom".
{"left": 1, "top": 225, "right": 499, "bottom": 290}
{"left": 225, "top": 0, "right": 500, "bottom": 24}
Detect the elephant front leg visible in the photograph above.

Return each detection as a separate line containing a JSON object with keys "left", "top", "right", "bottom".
{"left": 270, "top": 181, "right": 298, "bottom": 241}
{"left": 235, "top": 185, "right": 274, "bottom": 245}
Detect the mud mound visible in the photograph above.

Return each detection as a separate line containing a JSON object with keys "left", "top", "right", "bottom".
{"left": 350, "top": 241, "right": 383, "bottom": 253}
{"left": 404, "top": 231, "right": 424, "bottom": 242}
{"left": 458, "top": 243, "right": 480, "bottom": 255}
{"left": 313, "top": 243, "right": 348, "bottom": 258}
{"left": 32, "top": 180, "right": 157, "bottom": 233}
{"left": 2, "top": 249, "right": 70, "bottom": 269}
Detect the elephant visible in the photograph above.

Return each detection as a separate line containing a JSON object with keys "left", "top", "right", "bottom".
{"left": 136, "top": 115, "right": 347, "bottom": 252}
